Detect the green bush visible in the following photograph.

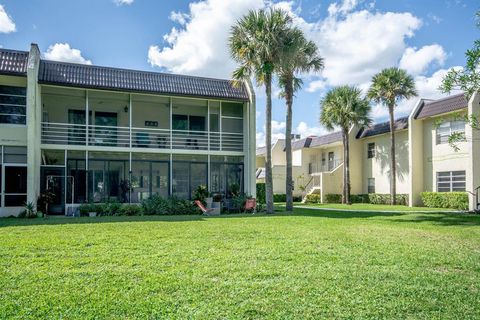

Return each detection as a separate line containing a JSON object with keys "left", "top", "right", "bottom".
{"left": 350, "top": 194, "right": 370, "bottom": 203}
{"left": 141, "top": 195, "right": 200, "bottom": 215}
{"left": 78, "top": 203, "right": 91, "bottom": 217}
{"left": 119, "top": 204, "right": 143, "bottom": 216}
{"left": 256, "top": 183, "right": 266, "bottom": 204}
{"left": 421, "top": 192, "right": 468, "bottom": 210}
{"left": 193, "top": 185, "right": 208, "bottom": 203}
{"left": 273, "top": 194, "right": 286, "bottom": 202}
{"left": 304, "top": 194, "right": 320, "bottom": 204}
{"left": 325, "top": 194, "right": 342, "bottom": 204}
{"left": 293, "top": 196, "right": 303, "bottom": 202}
{"left": 368, "top": 194, "right": 408, "bottom": 206}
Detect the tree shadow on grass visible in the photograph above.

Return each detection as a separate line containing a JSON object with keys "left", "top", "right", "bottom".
{"left": 0, "top": 210, "right": 288, "bottom": 228}
{"left": 389, "top": 213, "right": 480, "bottom": 227}
{"left": 292, "top": 207, "right": 405, "bottom": 219}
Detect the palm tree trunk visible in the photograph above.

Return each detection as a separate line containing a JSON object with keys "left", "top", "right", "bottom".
{"left": 389, "top": 105, "right": 397, "bottom": 205}
{"left": 265, "top": 72, "right": 274, "bottom": 214}
{"left": 285, "top": 78, "right": 293, "bottom": 212}
{"left": 343, "top": 127, "right": 351, "bottom": 205}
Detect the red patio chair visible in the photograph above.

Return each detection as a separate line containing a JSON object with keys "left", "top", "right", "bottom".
{"left": 244, "top": 198, "right": 256, "bottom": 214}
{"left": 195, "top": 200, "right": 214, "bottom": 215}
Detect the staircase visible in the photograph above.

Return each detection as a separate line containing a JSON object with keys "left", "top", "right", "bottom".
{"left": 301, "top": 175, "right": 322, "bottom": 203}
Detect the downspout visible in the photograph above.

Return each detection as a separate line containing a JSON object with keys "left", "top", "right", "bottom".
{"left": 244, "top": 79, "right": 256, "bottom": 197}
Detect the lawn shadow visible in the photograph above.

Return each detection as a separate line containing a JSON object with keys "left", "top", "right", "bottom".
{"left": 389, "top": 213, "right": 480, "bottom": 226}
{"left": 292, "top": 207, "right": 406, "bottom": 219}
{"left": 0, "top": 210, "right": 288, "bottom": 228}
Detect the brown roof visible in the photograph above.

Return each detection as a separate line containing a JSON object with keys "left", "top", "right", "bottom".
{"left": 356, "top": 117, "right": 408, "bottom": 139}
{"left": 309, "top": 131, "right": 342, "bottom": 147}
{"left": 0, "top": 49, "right": 29, "bottom": 76}
{"left": 291, "top": 136, "right": 314, "bottom": 150}
{"left": 414, "top": 93, "right": 467, "bottom": 119}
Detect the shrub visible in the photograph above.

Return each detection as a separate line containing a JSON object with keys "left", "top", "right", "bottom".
{"left": 304, "top": 194, "right": 320, "bottom": 203}
{"left": 293, "top": 196, "right": 303, "bottom": 202}
{"left": 273, "top": 194, "right": 286, "bottom": 202}
{"left": 256, "top": 183, "right": 266, "bottom": 204}
{"left": 141, "top": 195, "right": 199, "bottom": 215}
{"left": 421, "top": 192, "right": 468, "bottom": 210}
{"left": 325, "top": 194, "right": 341, "bottom": 204}
{"left": 119, "top": 204, "right": 143, "bottom": 216}
{"left": 78, "top": 203, "right": 91, "bottom": 217}
{"left": 350, "top": 194, "right": 370, "bottom": 203}
{"left": 368, "top": 194, "right": 408, "bottom": 206}
{"left": 193, "top": 185, "right": 209, "bottom": 203}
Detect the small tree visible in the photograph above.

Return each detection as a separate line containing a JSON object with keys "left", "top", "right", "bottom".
{"left": 320, "top": 86, "right": 371, "bottom": 204}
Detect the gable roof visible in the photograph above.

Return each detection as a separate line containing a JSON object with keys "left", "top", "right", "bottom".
{"left": 37, "top": 59, "right": 250, "bottom": 101}
{"left": 0, "top": 49, "right": 29, "bottom": 76}
{"left": 356, "top": 116, "right": 409, "bottom": 139}
{"left": 310, "top": 131, "right": 342, "bottom": 148}
{"left": 256, "top": 139, "right": 285, "bottom": 156}
{"left": 414, "top": 93, "right": 467, "bottom": 119}
{"left": 292, "top": 136, "right": 314, "bottom": 151}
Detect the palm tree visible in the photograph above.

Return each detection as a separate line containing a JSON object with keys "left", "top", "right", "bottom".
{"left": 320, "top": 86, "right": 371, "bottom": 204}
{"left": 367, "top": 67, "right": 417, "bottom": 205}
{"left": 229, "top": 9, "right": 292, "bottom": 213}
{"left": 277, "top": 27, "right": 324, "bottom": 211}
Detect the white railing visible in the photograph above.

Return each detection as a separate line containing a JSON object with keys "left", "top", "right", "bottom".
{"left": 309, "top": 159, "right": 343, "bottom": 174}
{"left": 41, "top": 122, "right": 244, "bottom": 151}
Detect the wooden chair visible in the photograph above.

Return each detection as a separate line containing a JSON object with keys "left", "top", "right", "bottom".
{"left": 244, "top": 198, "right": 256, "bottom": 214}
{"left": 194, "top": 200, "right": 214, "bottom": 215}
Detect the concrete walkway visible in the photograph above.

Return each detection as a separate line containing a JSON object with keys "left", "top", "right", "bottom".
{"left": 290, "top": 205, "right": 463, "bottom": 214}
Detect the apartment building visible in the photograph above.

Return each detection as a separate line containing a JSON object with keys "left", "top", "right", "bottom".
{"left": 0, "top": 44, "right": 256, "bottom": 216}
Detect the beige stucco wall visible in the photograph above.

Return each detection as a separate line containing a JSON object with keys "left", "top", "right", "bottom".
{"left": 361, "top": 130, "right": 410, "bottom": 194}
{"left": 422, "top": 114, "right": 469, "bottom": 193}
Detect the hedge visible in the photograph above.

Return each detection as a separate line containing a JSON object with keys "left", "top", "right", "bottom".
{"left": 304, "top": 194, "right": 320, "bottom": 203}
{"left": 421, "top": 192, "right": 468, "bottom": 210}
{"left": 321, "top": 193, "right": 408, "bottom": 205}
{"left": 256, "top": 183, "right": 266, "bottom": 204}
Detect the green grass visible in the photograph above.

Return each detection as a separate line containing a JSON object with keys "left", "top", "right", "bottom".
{"left": 1, "top": 208, "right": 480, "bottom": 319}
{"left": 297, "top": 202, "right": 456, "bottom": 212}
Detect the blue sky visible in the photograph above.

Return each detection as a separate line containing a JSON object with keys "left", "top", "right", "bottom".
{"left": 0, "top": 0, "right": 478, "bottom": 146}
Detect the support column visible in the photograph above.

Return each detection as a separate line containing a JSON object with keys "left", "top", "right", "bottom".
{"left": 26, "top": 44, "right": 41, "bottom": 205}
{"left": 244, "top": 80, "right": 256, "bottom": 197}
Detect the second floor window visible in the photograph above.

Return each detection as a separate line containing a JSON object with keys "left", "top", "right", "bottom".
{"left": 0, "top": 85, "right": 26, "bottom": 125}
{"left": 436, "top": 120, "right": 465, "bottom": 145}
{"left": 367, "top": 142, "right": 375, "bottom": 158}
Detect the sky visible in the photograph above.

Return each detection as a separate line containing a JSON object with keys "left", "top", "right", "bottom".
{"left": 0, "top": 0, "right": 478, "bottom": 147}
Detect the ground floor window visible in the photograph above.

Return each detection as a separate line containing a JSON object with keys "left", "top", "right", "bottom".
{"left": 0, "top": 146, "right": 27, "bottom": 207}
{"left": 437, "top": 171, "right": 466, "bottom": 192}
{"left": 367, "top": 178, "right": 375, "bottom": 194}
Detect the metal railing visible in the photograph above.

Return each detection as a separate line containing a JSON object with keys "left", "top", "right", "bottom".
{"left": 309, "top": 159, "right": 343, "bottom": 174}
{"left": 41, "top": 122, "right": 244, "bottom": 151}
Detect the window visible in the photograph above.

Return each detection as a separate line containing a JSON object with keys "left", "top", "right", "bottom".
{"left": 0, "top": 85, "right": 26, "bottom": 125}
{"left": 367, "top": 143, "right": 375, "bottom": 158}
{"left": 221, "top": 102, "right": 243, "bottom": 117}
{"left": 437, "top": 171, "right": 466, "bottom": 192}
{"left": 367, "top": 178, "right": 375, "bottom": 194}
{"left": 172, "top": 114, "right": 206, "bottom": 131}
{"left": 436, "top": 120, "right": 465, "bottom": 145}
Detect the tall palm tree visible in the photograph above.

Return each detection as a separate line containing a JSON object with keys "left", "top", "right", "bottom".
{"left": 277, "top": 27, "right": 324, "bottom": 211}
{"left": 320, "top": 86, "right": 371, "bottom": 204}
{"left": 367, "top": 67, "right": 417, "bottom": 205}
{"left": 229, "top": 9, "right": 292, "bottom": 213}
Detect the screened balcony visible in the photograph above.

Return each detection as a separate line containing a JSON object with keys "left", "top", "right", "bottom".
{"left": 40, "top": 87, "right": 245, "bottom": 152}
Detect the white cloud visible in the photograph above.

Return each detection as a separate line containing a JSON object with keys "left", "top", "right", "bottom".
{"left": 399, "top": 44, "right": 446, "bottom": 75}
{"left": 170, "top": 11, "right": 189, "bottom": 25}
{"left": 328, "top": 0, "right": 358, "bottom": 16}
{"left": 0, "top": 5, "right": 16, "bottom": 33}
{"left": 113, "top": 0, "right": 133, "bottom": 6}
{"left": 306, "top": 79, "right": 326, "bottom": 93}
{"left": 148, "top": 0, "right": 264, "bottom": 78}
{"left": 256, "top": 120, "right": 327, "bottom": 147}
{"left": 43, "top": 43, "right": 92, "bottom": 65}
{"left": 295, "top": 121, "right": 327, "bottom": 137}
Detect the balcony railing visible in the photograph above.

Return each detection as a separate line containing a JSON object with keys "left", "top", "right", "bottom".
{"left": 309, "top": 159, "right": 343, "bottom": 174}
{"left": 41, "top": 122, "right": 243, "bottom": 152}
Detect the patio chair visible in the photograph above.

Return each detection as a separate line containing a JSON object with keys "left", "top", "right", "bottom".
{"left": 244, "top": 198, "right": 256, "bottom": 214}
{"left": 194, "top": 200, "right": 214, "bottom": 216}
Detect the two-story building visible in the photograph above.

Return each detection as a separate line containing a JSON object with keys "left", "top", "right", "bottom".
{"left": 256, "top": 92, "right": 480, "bottom": 211}
{"left": 0, "top": 44, "right": 256, "bottom": 216}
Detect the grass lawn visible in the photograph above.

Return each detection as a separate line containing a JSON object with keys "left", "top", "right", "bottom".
{"left": 296, "top": 202, "right": 457, "bottom": 212}
{"left": 1, "top": 208, "right": 480, "bottom": 319}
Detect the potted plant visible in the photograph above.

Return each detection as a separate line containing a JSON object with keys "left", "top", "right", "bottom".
{"left": 193, "top": 185, "right": 209, "bottom": 205}
{"left": 210, "top": 192, "right": 222, "bottom": 215}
